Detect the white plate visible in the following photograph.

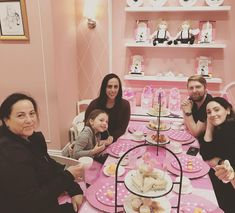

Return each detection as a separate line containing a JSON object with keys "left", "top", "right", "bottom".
{"left": 179, "top": 0, "right": 197, "bottom": 7}
{"left": 123, "top": 194, "right": 171, "bottom": 213}
{"left": 124, "top": 169, "right": 173, "bottom": 197}
{"left": 149, "top": 0, "right": 167, "bottom": 7}
{"left": 103, "top": 164, "right": 125, "bottom": 177}
{"left": 146, "top": 123, "right": 171, "bottom": 131}
{"left": 126, "top": 0, "right": 143, "bottom": 7}
{"left": 205, "top": 0, "right": 224, "bottom": 7}
{"left": 146, "top": 135, "right": 170, "bottom": 145}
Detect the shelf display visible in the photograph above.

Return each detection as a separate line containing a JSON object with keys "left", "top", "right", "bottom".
{"left": 135, "top": 20, "right": 150, "bottom": 43}
{"left": 129, "top": 55, "right": 144, "bottom": 75}
{"left": 205, "top": 0, "right": 224, "bottom": 7}
{"left": 196, "top": 56, "right": 212, "bottom": 77}
{"left": 179, "top": 0, "right": 198, "bottom": 7}
{"left": 150, "top": 19, "right": 172, "bottom": 46}
{"left": 126, "top": 0, "right": 144, "bottom": 7}
{"left": 198, "top": 20, "right": 215, "bottom": 44}
{"left": 149, "top": 0, "right": 168, "bottom": 7}
{"left": 173, "top": 20, "right": 200, "bottom": 45}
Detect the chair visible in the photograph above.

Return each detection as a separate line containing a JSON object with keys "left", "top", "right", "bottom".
{"left": 76, "top": 99, "right": 92, "bottom": 115}
{"left": 220, "top": 81, "right": 235, "bottom": 105}
{"left": 49, "top": 154, "right": 79, "bottom": 168}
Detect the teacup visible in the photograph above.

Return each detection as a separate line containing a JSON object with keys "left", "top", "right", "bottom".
{"left": 78, "top": 156, "right": 93, "bottom": 169}
{"left": 133, "top": 131, "right": 144, "bottom": 141}
{"left": 167, "top": 141, "right": 182, "bottom": 154}
{"left": 119, "top": 152, "right": 129, "bottom": 166}
{"left": 171, "top": 121, "right": 184, "bottom": 130}
{"left": 174, "top": 176, "right": 192, "bottom": 194}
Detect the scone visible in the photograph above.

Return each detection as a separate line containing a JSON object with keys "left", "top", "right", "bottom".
{"left": 142, "top": 176, "right": 155, "bottom": 193}
{"left": 132, "top": 171, "right": 144, "bottom": 192}
{"left": 131, "top": 197, "right": 142, "bottom": 211}
{"left": 152, "top": 177, "right": 167, "bottom": 190}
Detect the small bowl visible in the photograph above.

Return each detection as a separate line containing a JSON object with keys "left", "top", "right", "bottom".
{"left": 78, "top": 156, "right": 93, "bottom": 169}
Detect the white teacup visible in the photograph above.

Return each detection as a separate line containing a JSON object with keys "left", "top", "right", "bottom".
{"left": 174, "top": 176, "right": 192, "bottom": 194}
{"left": 119, "top": 152, "right": 129, "bottom": 166}
{"left": 78, "top": 156, "right": 93, "bottom": 169}
{"left": 133, "top": 131, "right": 144, "bottom": 141}
{"left": 167, "top": 141, "right": 182, "bottom": 154}
{"left": 171, "top": 121, "right": 184, "bottom": 130}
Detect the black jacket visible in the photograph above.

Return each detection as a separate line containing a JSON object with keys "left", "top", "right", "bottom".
{"left": 0, "top": 126, "right": 82, "bottom": 213}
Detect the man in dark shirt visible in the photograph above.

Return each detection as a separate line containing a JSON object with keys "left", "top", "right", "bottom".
{"left": 181, "top": 75, "right": 212, "bottom": 137}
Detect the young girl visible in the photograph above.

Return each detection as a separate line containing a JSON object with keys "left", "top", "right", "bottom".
{"left": 72, "top": 109, "right": 112, "bottom": 162}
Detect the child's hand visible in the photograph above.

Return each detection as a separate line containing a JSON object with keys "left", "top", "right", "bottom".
{"left": 105, "top": 136, "right": 113, "bottom": 146}
{"left": 68, "top": 143, "right": 75, "bottom": 157}
{"left": 92, "top": 143, "right": 105, "bottom": 155}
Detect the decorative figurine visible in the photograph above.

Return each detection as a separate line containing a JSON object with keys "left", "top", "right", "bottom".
{"left": 135, "top": 20, "right": 149, "bottom": 43}
{"left": 196, "top": 56, "right": 212, "bottom": 77}
{"left": 129, "top": 55, "right": 144, "bottom": 75}
{"left": 173, "top": 20, "right": 200, "bottom": 45}
{"left": 198, "top": 21, "right": 215, "bottom": 44}
{"left": 150, "top": 20, "right": 172, "bottom": 46}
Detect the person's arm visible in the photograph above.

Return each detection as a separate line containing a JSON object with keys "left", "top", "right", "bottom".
{"left": 181, "top": 99, "right": 206, "bottom": 137}
{"left": 112, "top": 100, "right": 131, "bottom": 141}
{"left": 0, "top": 147, "right": 82, "bottom": 213}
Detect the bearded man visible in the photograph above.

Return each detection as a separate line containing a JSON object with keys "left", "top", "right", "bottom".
{"left": 181, "top": 75, "right": 213, "bottom": 137}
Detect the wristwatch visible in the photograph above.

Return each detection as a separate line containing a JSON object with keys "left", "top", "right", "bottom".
{"left": 185, "top": 112, "right": 192, "bottom": 116}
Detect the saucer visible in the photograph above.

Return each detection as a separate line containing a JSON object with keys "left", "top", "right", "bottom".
{"left": 132, "top": 135, "right": 145, "bottom": 142}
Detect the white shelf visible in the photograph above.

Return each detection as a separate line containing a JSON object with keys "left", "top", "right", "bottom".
{"left": 125, "top": 6, "right": 231, "bottom": 12}
{"left": 124, "top": 75, "right": 222, "bottom": 83}
{"left": 125, "top": 41, "right": 226, "bottom": 49}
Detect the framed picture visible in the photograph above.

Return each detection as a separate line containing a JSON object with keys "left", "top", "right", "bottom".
{"left": 0, "top": 0, "right": 29, "bottom": 40}
{"left": 196, "top": 56, "right": 212, "bottom": 77}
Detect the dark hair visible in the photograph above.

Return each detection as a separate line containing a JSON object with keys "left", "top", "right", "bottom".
{"left": 187, "top": 75, "right": 207, "bottom": 88}
{"left": 0, "top": 93, "right": 39, "bottom": 125}
{"left": 85, "top": 109, "right": 108, "bottom": 127}
{"left": 207, "top": 97, "right": 235, "bottom": 121}
{"left": 97, "top": 73, "right": 123, "bottom": 108}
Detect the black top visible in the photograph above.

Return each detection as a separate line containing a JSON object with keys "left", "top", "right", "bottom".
{"left": 199, "top": 120, "right": 235, "bottom": 212}
{"left": 192, "top": 93, "right": 213, "bottom": 123}
{"left": 85, "top": 98, "right": 131, "bottom": 141}
{"left": 0, "top": 126, "right": 83, "bottom": 213}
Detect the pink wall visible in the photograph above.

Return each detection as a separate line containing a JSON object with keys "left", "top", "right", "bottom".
{"left": 0, "top": 0, "right": 234, "bottom": 149}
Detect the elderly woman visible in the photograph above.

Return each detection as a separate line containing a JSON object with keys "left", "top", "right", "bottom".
{"left": 0, "top": 93, "right": 84, "bottom": 213}
{"left": 200, "top": 97, "right": 235, "bottom": 212}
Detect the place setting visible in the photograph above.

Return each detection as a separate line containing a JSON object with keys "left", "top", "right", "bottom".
{"left": 166, "top": 129, "right": 196, "bottom": 145}
{"left": 166, "top": 153, "right": 210, "bottom": 179}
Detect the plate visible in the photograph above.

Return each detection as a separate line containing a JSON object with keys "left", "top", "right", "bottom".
{"left": 170, "top": 194, "right": 224, "bottom": 213}
{"left": 95, "top": 182, "right": 130, "bottom": 206}
{"left": 205, "top": 0, "right": 224, "bottom": 7}
{"left": 173, "top": 183, "right": 193, "bottom": 194}
{"left": 171, "top": 154, "right": 203, "bottom": 173}
{"left": 108, "top": 140, "right": 146, "bottom": 158}
{"left": 124, "top": 169, "right": 173, "bottom": 197}
{"left": 146, "top": 122, "right": 171, "bottom": 131}
{"left": 123, "top": 194, "right": 171, "bottom": 213}
{"left": 179, "top": 0, "right": 197, "bottom": 7}
{"left": 166, "top": 156, "right": 210, "bottom": 179}
{"left": 146, "top": 135, "right": 170, "bottom": 145}
{"left": 149, "top": 0, "right": 167, "bottom": 7}
{"left": 147, "top": 107, "right": 171, "bottom": 117}
{"left": 103, "top": 164, "right": 125, "bottom": 177}
{"left": 167, "top": 130, "right": 192, "bottom": 142}
{"left": 126, "top": 0, "right": 143, "bottom": 7}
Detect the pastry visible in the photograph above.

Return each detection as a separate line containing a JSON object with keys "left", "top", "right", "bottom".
{"left": 107, "top": 163, "right": 117, "bottom": 175}
{"left": 106, "top": 189, "right": 114, "bottom": 200}
{"left": 132, "top": 171, "right": 144, "bottom": 191}
{"left": 194, "top": 207, "right": 203, "bottom": 213}
{"left": 151, "top": 200, "right": 165, "bottom": 213}
{"left": 139, "top": 205, "right": 151, "bottom": 213}
{"left": 131, "top": 197, "right": 142, "bottom": 211}
{"left": 152, "top": 177, "right": 167, "bottom": 190}
{"left": 142, "top": 176, "right": 155, "bottom": 193}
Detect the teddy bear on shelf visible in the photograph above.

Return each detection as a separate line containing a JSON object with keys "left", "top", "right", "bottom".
{"left": 130, "top": 55, "right": 144, "bottom": 74}
{"left": 173, "top": 20, "right": 200, "bottom": 45}
{"left": 150, "top": 20, "right": 172, "bottom": 46}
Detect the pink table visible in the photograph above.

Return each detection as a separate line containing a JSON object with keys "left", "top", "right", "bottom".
{"left": 66, "top": 120, "right": 222, "bottom": 213}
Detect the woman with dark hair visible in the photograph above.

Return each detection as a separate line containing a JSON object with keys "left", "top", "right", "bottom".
{"left": 200, "top": 97, "right": 235, "bottom": 212}
{"left": 85, "top": 73, "right": 131, "bottom": 142}
{"left": 0, "top": 93, "right": 84, "bottom": 213}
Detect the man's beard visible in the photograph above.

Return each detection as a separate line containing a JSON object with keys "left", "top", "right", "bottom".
{"left": 190, "top": 94, "right": 205, "bottom": 102}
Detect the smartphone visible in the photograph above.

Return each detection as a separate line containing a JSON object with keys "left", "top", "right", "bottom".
{"left": 186, "top": 146, "right": 199, "bottom": 156}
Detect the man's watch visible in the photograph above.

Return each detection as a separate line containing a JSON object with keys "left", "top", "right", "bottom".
{"left": 185, "top": 112, "right": 192, "bottom": 116}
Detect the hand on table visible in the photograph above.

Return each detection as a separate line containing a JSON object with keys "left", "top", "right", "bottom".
{"left": 68, "top": 143, "right": 75, "bottom": 157}
{"left": 93, "top": 143, "right": 105, "bottom": 155}
{"left": 71, "top": 194, "right": 84, "bottom": 212}
{"left": 66, "top": 164, "right": 84, "bottom": 180}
